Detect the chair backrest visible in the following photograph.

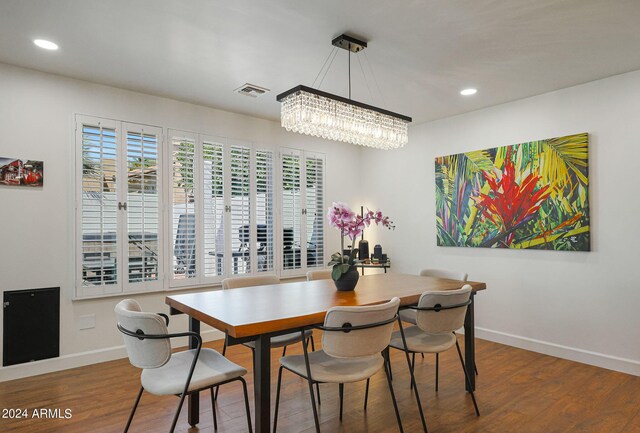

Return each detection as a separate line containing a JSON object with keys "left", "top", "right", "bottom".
{"left": 322, "top": 297, "right": 400, "bottom": 358}
{"left": 306, "top": 269, "right": 333, "bottom": 281}
{"left": 415, "top": 285, "right": 472, "bottom": 334}
{"left": 222, "top": 275, "right": 280, "bottom": 289}
{"left": 420, "top": 268, "right": 468, "bottom": 281}
{"left": 114, "top": 299, "right": 171, "bottom": 369}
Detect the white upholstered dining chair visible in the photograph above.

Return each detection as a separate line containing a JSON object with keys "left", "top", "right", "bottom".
{"left": 389, "top": 285, "right": 480, "bottom": 420}
{"left": 398, "top": 268, "right": 471, "bottom": 388}
{"left": 115, "top": 299, "right": 252, "bottom": 433}
{"left": 273, "top": 297, "right": 421, "bottom": 433}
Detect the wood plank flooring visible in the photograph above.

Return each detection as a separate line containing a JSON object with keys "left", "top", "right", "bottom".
{"left": 1, "top": 336, "right": 639, "bottom": 433}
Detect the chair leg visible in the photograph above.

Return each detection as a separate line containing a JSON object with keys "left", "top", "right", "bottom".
{"left": 273, "top": 366, "right": 284, "bottom": 433}
{"left": 410, "top": 352, "right": 416, "bottom": 390}
{"left": 307, "top": 377, "right": 321, "bottom": 433}
{"left": 339, "top": 383, "right": 344, "bottom": 421}
{"left": 383, "top": 349, "right": 404, "bottom": 433}
{"left": 387, "top": 351, "right": 393, "bottom": 381}
{"left": 364, "top": 378, "right": 370, "bottom": 411}
{"left": 239, "top": 377, "right": 253, "bottom": 433}
{"left": 169, "top": 390, "right": 188, "bottom": 433}
{"left": 475, "top": 362, "right": 479, "bottom": 376}
{"left": 435, "top": 353, "right": 439, "bottom": 392}
{"left": 282, "top": 345, "right": 287, "bottom": 357}
{"left": 301, "top": 336, "right": 321, "bottom": 433}
{"left": 302, "top": 336, "right": 321, "bottom": 402}
{"left": 124, "top": 386, "right": 144, "bottom": 433}
{"left": 455, "top": 340, "right": 480, "bottom": 416}
{"left": 214, "top": 337, "right": 229, "bottom": 401}
{"left": 396, "top": 318, "right": 428, "bottom": 433}
{"left": 210, "top": 388, "right": 218, "bottom": 430}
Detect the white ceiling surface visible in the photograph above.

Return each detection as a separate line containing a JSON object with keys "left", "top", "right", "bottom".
{"left": 1, "top": 0, "right": 640, "bottom": 125}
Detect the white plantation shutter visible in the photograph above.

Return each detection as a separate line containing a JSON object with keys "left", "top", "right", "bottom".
{"left": 78, "top": 119, "right": 119, "bottom": 296}
{"left": 280, "top": 149, "right": 325, "bottom": 275}
{"left": 229, "top": 145, "right": 252, "bottom": 275}
{"left": 170, "top": 131, "right": 197, "bottom": 285}
{"left": 76, "top": 116, "right": 162, "bottom": 297}
{"left": 305, "top": 153, "right": 325, "bottom": 269}
{"left": 203, "top": 138, "right": 225, "bottom": 278}
{"left": 124, "top": 124, "right": 162, "bottom": 289}
{"left": 256, "top": 149, "right": 274, "bottom": 272}
{"left": 281, "top": 149, "right": 303, "bottom": 273}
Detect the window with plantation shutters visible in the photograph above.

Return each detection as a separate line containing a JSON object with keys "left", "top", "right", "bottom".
{"left": 280, "top": 149, "right": 325, "bottom": 276}
{"left": 168, "top": 130, "right": 275, "bottom": 288}
{"left": 76, "top": 118, "right": 316, "bottom": 297}
{"left": 76, "top": 115, "right": 162, "bottom": 298}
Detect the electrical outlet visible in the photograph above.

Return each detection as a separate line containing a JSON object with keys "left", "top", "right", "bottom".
{"left": 78, "top": 314, "right": 96, "bottom": 330}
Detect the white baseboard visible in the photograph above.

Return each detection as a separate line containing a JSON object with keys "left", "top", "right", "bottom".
{"left": 476, "top": 327, "right": 640, "bottom": 377}
{"left": 0, "top": 329, "right": 225, "bottom": 383}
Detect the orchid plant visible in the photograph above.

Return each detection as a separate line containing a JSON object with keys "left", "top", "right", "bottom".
{"left": 327, "top": 202, "right": 394, "bottom": 281}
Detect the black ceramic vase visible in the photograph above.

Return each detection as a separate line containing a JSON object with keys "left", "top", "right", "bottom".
{"left": 334, "top": 266, "right": 359, "bottom": 291}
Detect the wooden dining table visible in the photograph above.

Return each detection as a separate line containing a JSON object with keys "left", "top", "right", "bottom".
{"left": 166, "top": 272, "right": 486, "bottom": 433}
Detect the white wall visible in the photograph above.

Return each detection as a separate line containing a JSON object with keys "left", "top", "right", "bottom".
{"left": 0, "top": 62, "right": 361, "bottom": 381}
{"left": 361, "top": 69, "right": 640, "bottom": 375}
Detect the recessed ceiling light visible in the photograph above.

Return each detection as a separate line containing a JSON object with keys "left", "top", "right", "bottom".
{"left": 460, "top": 88, "right": 477, "bottom": 96}
{"left": 33, "top": 39, "right": 59, "bottom": 50}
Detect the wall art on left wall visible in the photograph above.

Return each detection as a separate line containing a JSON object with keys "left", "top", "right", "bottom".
{"left": 0, "top": 157, "right": 44, "bottom": 187}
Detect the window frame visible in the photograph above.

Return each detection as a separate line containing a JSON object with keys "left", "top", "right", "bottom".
{"left": 74, "top": 116, "right": 325, "bottom": 299}
{"left": 75, "top": 114, "right": 164, "bottom": 298}
{"left": 278, "top": 148, "right": 326, "bottom": 277}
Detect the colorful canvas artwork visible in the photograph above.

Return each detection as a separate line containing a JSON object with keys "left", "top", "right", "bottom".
{"left": 435, "top": 133, "right": 589, "bottom": 250}
{"left": 0, "top": 157, "right": 44, "bottom": 187}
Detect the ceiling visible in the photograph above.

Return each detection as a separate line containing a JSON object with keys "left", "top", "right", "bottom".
{"left": 1, "top": 0, "right": 640, "bottom": 125}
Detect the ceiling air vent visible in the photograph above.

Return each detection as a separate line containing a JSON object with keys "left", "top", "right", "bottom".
{"left": 235, "top": 83, "right": 270, "bottom": 98}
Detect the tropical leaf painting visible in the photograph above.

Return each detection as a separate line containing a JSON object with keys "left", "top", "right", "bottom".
{"left": 435, "top": 133, "right": 590, "bottom": 251}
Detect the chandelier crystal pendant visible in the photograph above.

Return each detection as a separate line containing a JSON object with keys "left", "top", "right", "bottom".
{"left": 277, "top": 34, "right": 412, "bottom": 150}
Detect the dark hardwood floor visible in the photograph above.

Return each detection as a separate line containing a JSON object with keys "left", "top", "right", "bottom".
{"left": 1, "top": 336, "right": 639, "bottom": 433}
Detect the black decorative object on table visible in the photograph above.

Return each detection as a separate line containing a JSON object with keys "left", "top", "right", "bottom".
{"left": 358, "top": 239, "right": 369, "bottom": 260}
{"left": 334, "top": 266, "right": 360, "bottom": 291}
{"left": 373, "top": 244, "right": 383, "bottom": 260}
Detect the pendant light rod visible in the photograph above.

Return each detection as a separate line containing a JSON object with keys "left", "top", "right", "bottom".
{"left": 349, "top": 49, "right": 352, "bottom": 100}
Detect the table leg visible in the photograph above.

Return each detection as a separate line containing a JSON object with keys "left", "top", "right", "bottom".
{"left": 188, "top": 317, "right": 200, "bottom": 426}
{"left": 464, "top": 292, "right": 476, "bottom": 391}
{"left": 253, "top": 334, "right": 271, "bottom": 433}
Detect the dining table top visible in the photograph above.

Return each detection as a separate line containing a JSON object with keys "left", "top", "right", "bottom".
{"left": 165, "top": 272, "right": 486, "bottom": 339}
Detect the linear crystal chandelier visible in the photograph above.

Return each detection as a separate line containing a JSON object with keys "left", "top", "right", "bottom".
{"left": 277, "top": 34, "right": 412, "bottom": 150}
